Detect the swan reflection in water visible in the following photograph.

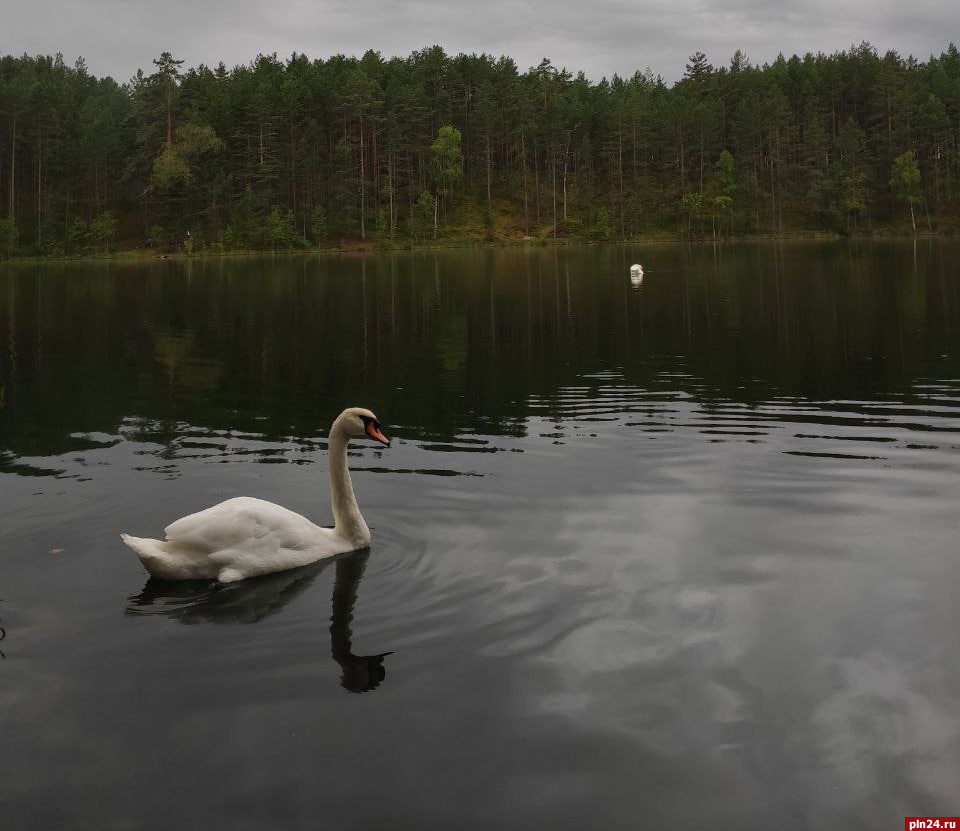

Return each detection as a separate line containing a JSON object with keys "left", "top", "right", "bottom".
{"left": 126, "top": 549, "right": 391, "bottom": 693}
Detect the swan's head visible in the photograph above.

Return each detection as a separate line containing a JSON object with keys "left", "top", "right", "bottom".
{"left": 336, "top": 407, "right": 391, "bottom": 447}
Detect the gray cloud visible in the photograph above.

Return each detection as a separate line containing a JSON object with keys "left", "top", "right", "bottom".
{"left": 3, "top": 0, "right": 955, "bottom": 84}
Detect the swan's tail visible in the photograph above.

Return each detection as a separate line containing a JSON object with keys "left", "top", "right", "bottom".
{"left": 121, "top": 532, "right": 156, "bottom": 557}
{"left": 121, "top": 532, "right": 151, "bottom": 555}
{"left": 121, "top": 533, "right": 219, "bottom": 581}
{"left": 121, "top": 533, "right": 174, "bottom": 577}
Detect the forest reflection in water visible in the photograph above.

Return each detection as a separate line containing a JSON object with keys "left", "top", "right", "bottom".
{"left": 0, "top": 240, "right": 957, "bottom": 465}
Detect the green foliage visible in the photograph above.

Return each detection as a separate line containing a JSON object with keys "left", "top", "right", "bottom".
{"left": 375, "top": 206, "right": 391, "bottom": 240}
{"left": 67, "top": 213, "right": 117, "bottom": 254}
{"left": 684, "top": 51, "right": 713, "bottom": 82}
{"left": 483, "top": 207, "right": 494, "bottom": 242}
{"left": 153, "top": 52, "right": 184, "bottom": 84}
{"left": 412, "top": 191, "right": 435, "bottom": 239}
{"left": 89, "top": 213, "right": 117, "bottom": 254}
{"left": 680, "top": 192, "right": 704, "bottom": 214}
{"left": 681, "top": 192, "right": 707, "bottom": 234}
{"left": 311, "top": 206, "right": 328, "bottom": 244}
{"left": 330, "top": 138, "right": 358, "bottom": 238}
{"left": 153, "top": 51, "right": 184, "bottom": 145}
{"left": 712, "top": 195, "right": 733, "bottom": 218}
{"left": 175, "top": 123, "right": 224, "bottom": 158}
{"left": 837, "top": 169, "right": 867, "bottom": 231}
{"left": 713, "top": 151, "right": 736, "bottom": 200}
{"left": 890, "top": 150, "right": 922, "bottom": 231}
{"left": 889, "top": 151, "right": 921, "bottom": 204}
{"left": 67, "top": 217, "right": 92, "bottom": 253}
{"left": 152, "top": 147, "right": 191, "bottom": 190}
{"left": 592, "top": 207, "right": 610, "bottom": 240}
{"left": 706, "top": 151, "right": 737, "bottom": 235}
{"left": 430, "top": 125, "right": 463, "bottom": 195}
{"left": 0, "top": 218, "right": 17, "bottom": 257}
{"left": 554, "top": 217, "right": 583, "bottom": 237}
{"left": 265, "top": 208, "right": 303, "bottom": 250}
{"left": 430, "top": 126, "right": 463, "bottom": 232}
{"left": 225, "top": 186, "right": 262, "bottom": 249}
{"left": 1, "top": 43, "right": 960, "bottom": 253}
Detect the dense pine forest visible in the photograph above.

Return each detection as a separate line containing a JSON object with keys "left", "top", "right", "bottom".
{"left": 0, "top": 42, "right": 959, "bottom": 256}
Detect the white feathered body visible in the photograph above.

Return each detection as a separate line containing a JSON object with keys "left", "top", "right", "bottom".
{"left": 121, "top": 497, "right": 363, "bottom": 583}
{"left": 121, "top": 407, "right": 388, "bottom": 583}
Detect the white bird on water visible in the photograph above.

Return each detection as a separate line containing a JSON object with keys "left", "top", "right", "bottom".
{"left": 121, "top": 407, "right": 391, "bottom": 583}
{"left": 630, "top": 263, "right": 644, "bottom": 287}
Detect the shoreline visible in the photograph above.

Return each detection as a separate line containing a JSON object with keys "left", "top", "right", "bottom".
{"left": 1, "top": 229, "right": 954, "bottom": 266}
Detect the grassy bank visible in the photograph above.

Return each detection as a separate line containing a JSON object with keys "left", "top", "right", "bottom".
{"left": 2, "top": 212, "right": 954, "bottom": 267}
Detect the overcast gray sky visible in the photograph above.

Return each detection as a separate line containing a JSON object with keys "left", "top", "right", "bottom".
{"left": 3, "top": 0, "right": 955, "bottom": 84}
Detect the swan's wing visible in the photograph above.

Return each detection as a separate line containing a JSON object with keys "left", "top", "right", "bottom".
{"left": 163, "top": 496, "right": 322, "bottom": 554}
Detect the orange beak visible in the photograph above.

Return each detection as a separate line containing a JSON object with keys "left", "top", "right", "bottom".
{"left": 365, "top": 421, "right": 391, "bottom": 447}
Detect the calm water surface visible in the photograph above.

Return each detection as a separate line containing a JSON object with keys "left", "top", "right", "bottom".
{"left": 1, "top": 242, "right": 959, "bottom": 829}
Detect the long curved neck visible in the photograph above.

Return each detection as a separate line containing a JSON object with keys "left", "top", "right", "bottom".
{"left": 328, "top": 423, "right": 370, "bottom": 546}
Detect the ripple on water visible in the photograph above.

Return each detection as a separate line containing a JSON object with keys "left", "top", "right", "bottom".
{"left": 518, "top": 373, "right": 960, "bottom": 469}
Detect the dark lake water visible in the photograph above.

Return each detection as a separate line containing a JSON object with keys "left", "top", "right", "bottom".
{"left": 1, "top": 241, "right": 959, "bottom": 829}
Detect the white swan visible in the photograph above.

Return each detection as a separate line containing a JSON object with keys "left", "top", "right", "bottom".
{"left": 121, "top": 407, "right": 391, "bottom": 583}
{"left": 629, "top": 263, "right": 644, "bottom": 288}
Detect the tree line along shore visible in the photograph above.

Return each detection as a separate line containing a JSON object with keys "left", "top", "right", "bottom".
{"left": 0, "top": 42, "right": 958, "bottom": 258}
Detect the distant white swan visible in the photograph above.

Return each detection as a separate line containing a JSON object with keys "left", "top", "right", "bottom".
{"left": 630, "top": 263, "right": 644, "bottom": 287}
{"left": 121, "top": 407, "right": 391, "bottom": 582}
